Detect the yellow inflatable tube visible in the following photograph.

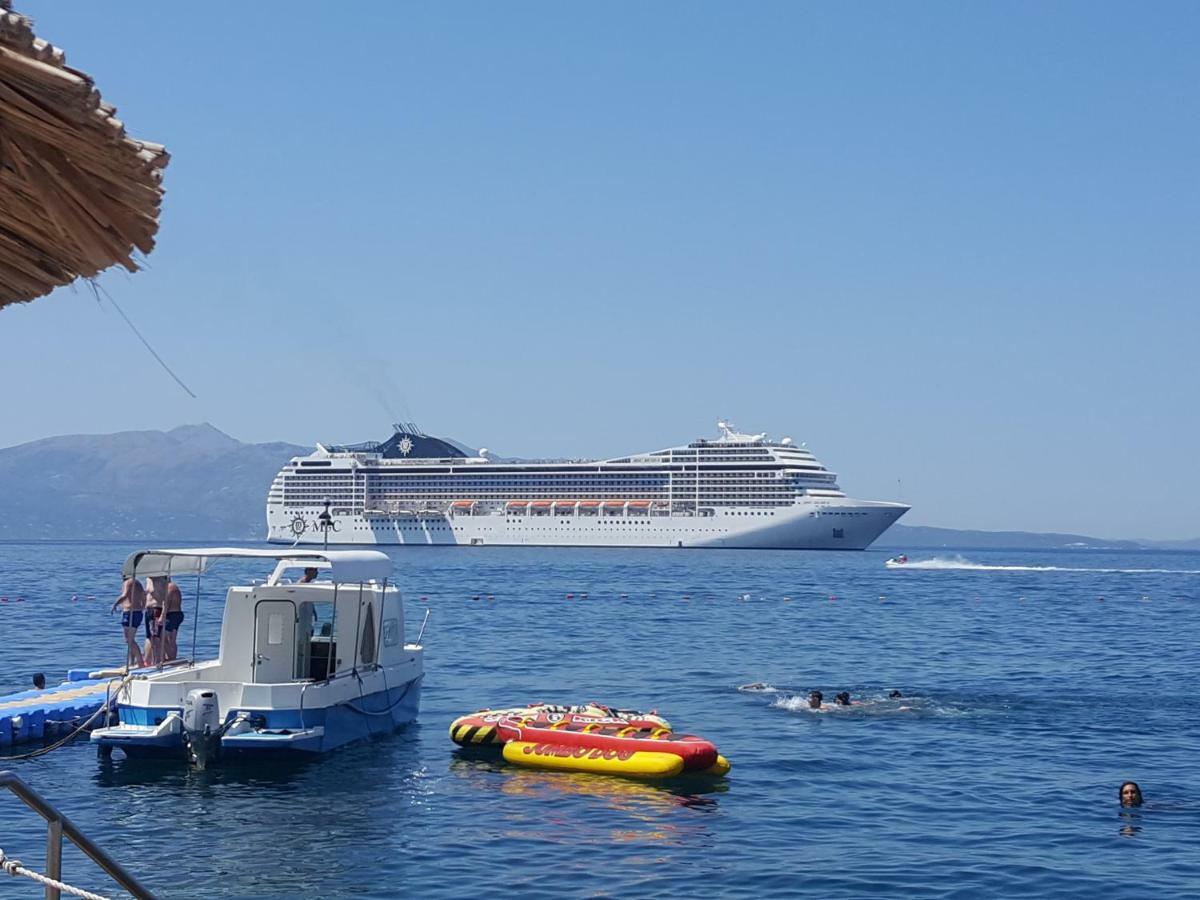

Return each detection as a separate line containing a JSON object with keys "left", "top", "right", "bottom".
{"left": 503, "top": 740, "right": 684, "bottom": 779}
{"left": 705, "top": 755, "right": 732, "bottom": 777}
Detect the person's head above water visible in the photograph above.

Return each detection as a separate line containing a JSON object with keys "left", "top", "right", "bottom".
{"left": 32, "top": 672, "right": 45, "bottom": 690}
{"left": 889, "top": 690, "right": 903, "bottom": 699}
{"left": 835, "top": 692, "right": 851, "bottom": 706}
{"left": 808, "top": 691, "right": 823, "bottom": 709}
{"left": 1119, "top": 782, "right": 1143, "bottom": 808}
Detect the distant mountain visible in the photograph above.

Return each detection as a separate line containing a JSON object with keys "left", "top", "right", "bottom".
{"left": 2, "top": 425, "right": 1197, "bottom": 547}
{"left": 0, "top": 424, "right": 307, "bottom": 541}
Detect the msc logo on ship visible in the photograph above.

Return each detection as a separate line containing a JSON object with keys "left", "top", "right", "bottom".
{"left": 290, "top": 516, "right": 307, "bottom": 536}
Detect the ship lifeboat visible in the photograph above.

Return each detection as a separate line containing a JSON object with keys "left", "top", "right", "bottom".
{"left": 449, "top": 703, "right": 670, "bottom": 747}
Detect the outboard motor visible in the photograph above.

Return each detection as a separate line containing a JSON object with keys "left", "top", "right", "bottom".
{"left": 183, "top": 689, "right": 221, "bottom": 769}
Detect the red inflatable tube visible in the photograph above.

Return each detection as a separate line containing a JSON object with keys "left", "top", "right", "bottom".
{"left": 497, "top": 719, "right": 718, "bottom": 772}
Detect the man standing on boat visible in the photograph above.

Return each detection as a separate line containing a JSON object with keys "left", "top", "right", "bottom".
{"left": 147, "top": 576, "right": 184, "bottom": 663}
{"left": 143, "top": 579, "right": 162, "bottom": 667}
{"left": 160, "top": 576, "right": 185, "bottom": 661}
{"left": 111, "top": 575, "right": 146, "bottom": 670}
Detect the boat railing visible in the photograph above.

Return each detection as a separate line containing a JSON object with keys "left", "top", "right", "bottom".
{"left": 0, "top": 769, "right": 155, "bottom": 899}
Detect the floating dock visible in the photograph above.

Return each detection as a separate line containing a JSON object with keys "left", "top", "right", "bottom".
{"left": 0, "top": 668, "right": 124, "bottom": 748}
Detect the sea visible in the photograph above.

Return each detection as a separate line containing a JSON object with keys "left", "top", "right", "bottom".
{"left": 0, "top": 541, "right": 1197, "bottom": 899}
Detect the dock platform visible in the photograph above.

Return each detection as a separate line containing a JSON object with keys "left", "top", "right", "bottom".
{"left": 0, "top": 668, "right": 123, "bottom": 748}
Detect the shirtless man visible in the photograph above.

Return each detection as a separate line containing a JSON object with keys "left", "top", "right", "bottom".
{"left": 143, "top": 578, "right": 163, "bottom": 667}
{"left": 160, "top": 576, "right": 185, "bottom": 661}
{"left": 111, "top": 575, "right": 146, "bottom": 670}
{"left": 146, "top": 577, "right": 183, "bottom": 665}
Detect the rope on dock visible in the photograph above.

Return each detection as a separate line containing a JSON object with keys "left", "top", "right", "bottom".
{"left": 0, "top": 847, "right": 114, "bottom": 900}
{"left": 0, "top": 674, "right": 134, "bottom": 762}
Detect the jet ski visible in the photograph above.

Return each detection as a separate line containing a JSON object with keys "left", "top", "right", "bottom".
{"left": 885, "top": 554, "right": 909, "bottom": 567}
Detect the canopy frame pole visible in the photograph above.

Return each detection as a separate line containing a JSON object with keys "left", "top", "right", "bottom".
{"left": 325, "top": 584, "right": 339, "bottom": 682}
{"left": 373, "top": 579, "right": 387, "bottom": 671}
{"left": 351, "top": 582, "right": 364, "bottom": 677}
{"left": 189, "top": 571, "right": 201, "bottom": 669}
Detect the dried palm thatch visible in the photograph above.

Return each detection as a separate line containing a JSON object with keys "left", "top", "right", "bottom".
{"left": 0, "top": 1, "right": 168, "bottom": 310}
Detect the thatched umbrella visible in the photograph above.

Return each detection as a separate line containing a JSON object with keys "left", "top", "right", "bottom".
{"left": 0, "top": 1, "right": 168, "bottom": 310}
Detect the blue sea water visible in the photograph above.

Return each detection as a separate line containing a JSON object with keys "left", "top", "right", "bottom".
{"left": 0, "top": 541, "right": 1197, "bottom": 899}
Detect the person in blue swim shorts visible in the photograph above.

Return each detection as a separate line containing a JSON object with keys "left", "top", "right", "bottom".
{"left": 150, "top": 576, "right": 186, "bottom": 662}
{"left": 111, "top": 575, "right": 146, "bottom": 669}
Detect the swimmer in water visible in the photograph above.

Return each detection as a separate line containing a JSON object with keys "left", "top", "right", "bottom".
{"left": 808, "top": 691, "right": 823, "bottom": 709}
{"left": 1119, "top": 782, "right": 1143, "bottom": 808}
{"left": 835, "top": 692, "right": 851, "bottom": 706}
{"left": 889, "top": 690, "right": 903, "bottom": 699}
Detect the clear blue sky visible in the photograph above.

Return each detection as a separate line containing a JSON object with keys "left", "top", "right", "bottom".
{"left": 1, "top": 2, "right": 1196, "bottom": 539}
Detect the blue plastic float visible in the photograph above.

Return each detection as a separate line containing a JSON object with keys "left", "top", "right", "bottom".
{"left": 0, "top": 669, "right": 122, "bottom": 748}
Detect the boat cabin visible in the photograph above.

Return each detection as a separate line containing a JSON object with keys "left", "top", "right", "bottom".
{"left": 119, "top": 548, "right": 408, "bottom": 708}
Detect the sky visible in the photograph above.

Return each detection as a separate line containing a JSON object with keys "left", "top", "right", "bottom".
{"left": 0, "top": 2, "right": 1196, "bottom": 540}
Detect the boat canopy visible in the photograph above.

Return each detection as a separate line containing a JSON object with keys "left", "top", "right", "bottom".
{"left": 122, "top": 547, "right": 393, "bottom": 583}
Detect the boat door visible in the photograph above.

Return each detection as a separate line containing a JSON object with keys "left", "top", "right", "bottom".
{"left": 253, "top": 599, "right": 296, "bottom": 683}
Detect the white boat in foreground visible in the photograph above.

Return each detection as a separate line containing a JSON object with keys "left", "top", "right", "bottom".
{"left": 92, "top": 547, "right": 423, "bottom": 764}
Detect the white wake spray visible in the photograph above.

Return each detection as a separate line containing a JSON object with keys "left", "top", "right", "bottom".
{"left": 887, "top": 555, "right": 1200, "bottom": 575}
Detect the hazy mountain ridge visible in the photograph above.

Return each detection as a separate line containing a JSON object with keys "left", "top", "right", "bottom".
{"left": 0, "top": 424, "right": 307, "bottom": 540}
{"left": 1, "top": 425, "right": 1196, "bottom": 548}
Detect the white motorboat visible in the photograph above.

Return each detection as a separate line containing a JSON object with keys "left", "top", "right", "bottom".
{"left": 92, "top": 547, "right": 423, "bottom": 764}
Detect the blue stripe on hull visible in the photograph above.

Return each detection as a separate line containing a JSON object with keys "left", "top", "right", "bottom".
{"left": 110, "top": 677, "right": 422, "bottom": 759}
{"left": 226, "top": 677, "right": 422, "bottom": 758}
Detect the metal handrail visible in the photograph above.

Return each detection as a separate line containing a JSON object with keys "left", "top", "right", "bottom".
{"left": 0, "top": 771, "right": 155, "bottom": 900}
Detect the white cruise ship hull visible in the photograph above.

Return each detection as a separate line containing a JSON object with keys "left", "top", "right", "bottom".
{"left": 268, "top": 500, "right": 907, "bottom": 551}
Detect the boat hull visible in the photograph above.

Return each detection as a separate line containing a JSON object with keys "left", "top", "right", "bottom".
{"left": 270, "top": 501, "right": 909, "bottom": 550}
{"left": 93, "top": 676, "right": 422, "bottom": 759}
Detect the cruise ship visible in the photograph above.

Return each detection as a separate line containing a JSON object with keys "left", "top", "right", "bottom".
{"left": 266, "top": 422, "right": 909, "bottom": 550}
